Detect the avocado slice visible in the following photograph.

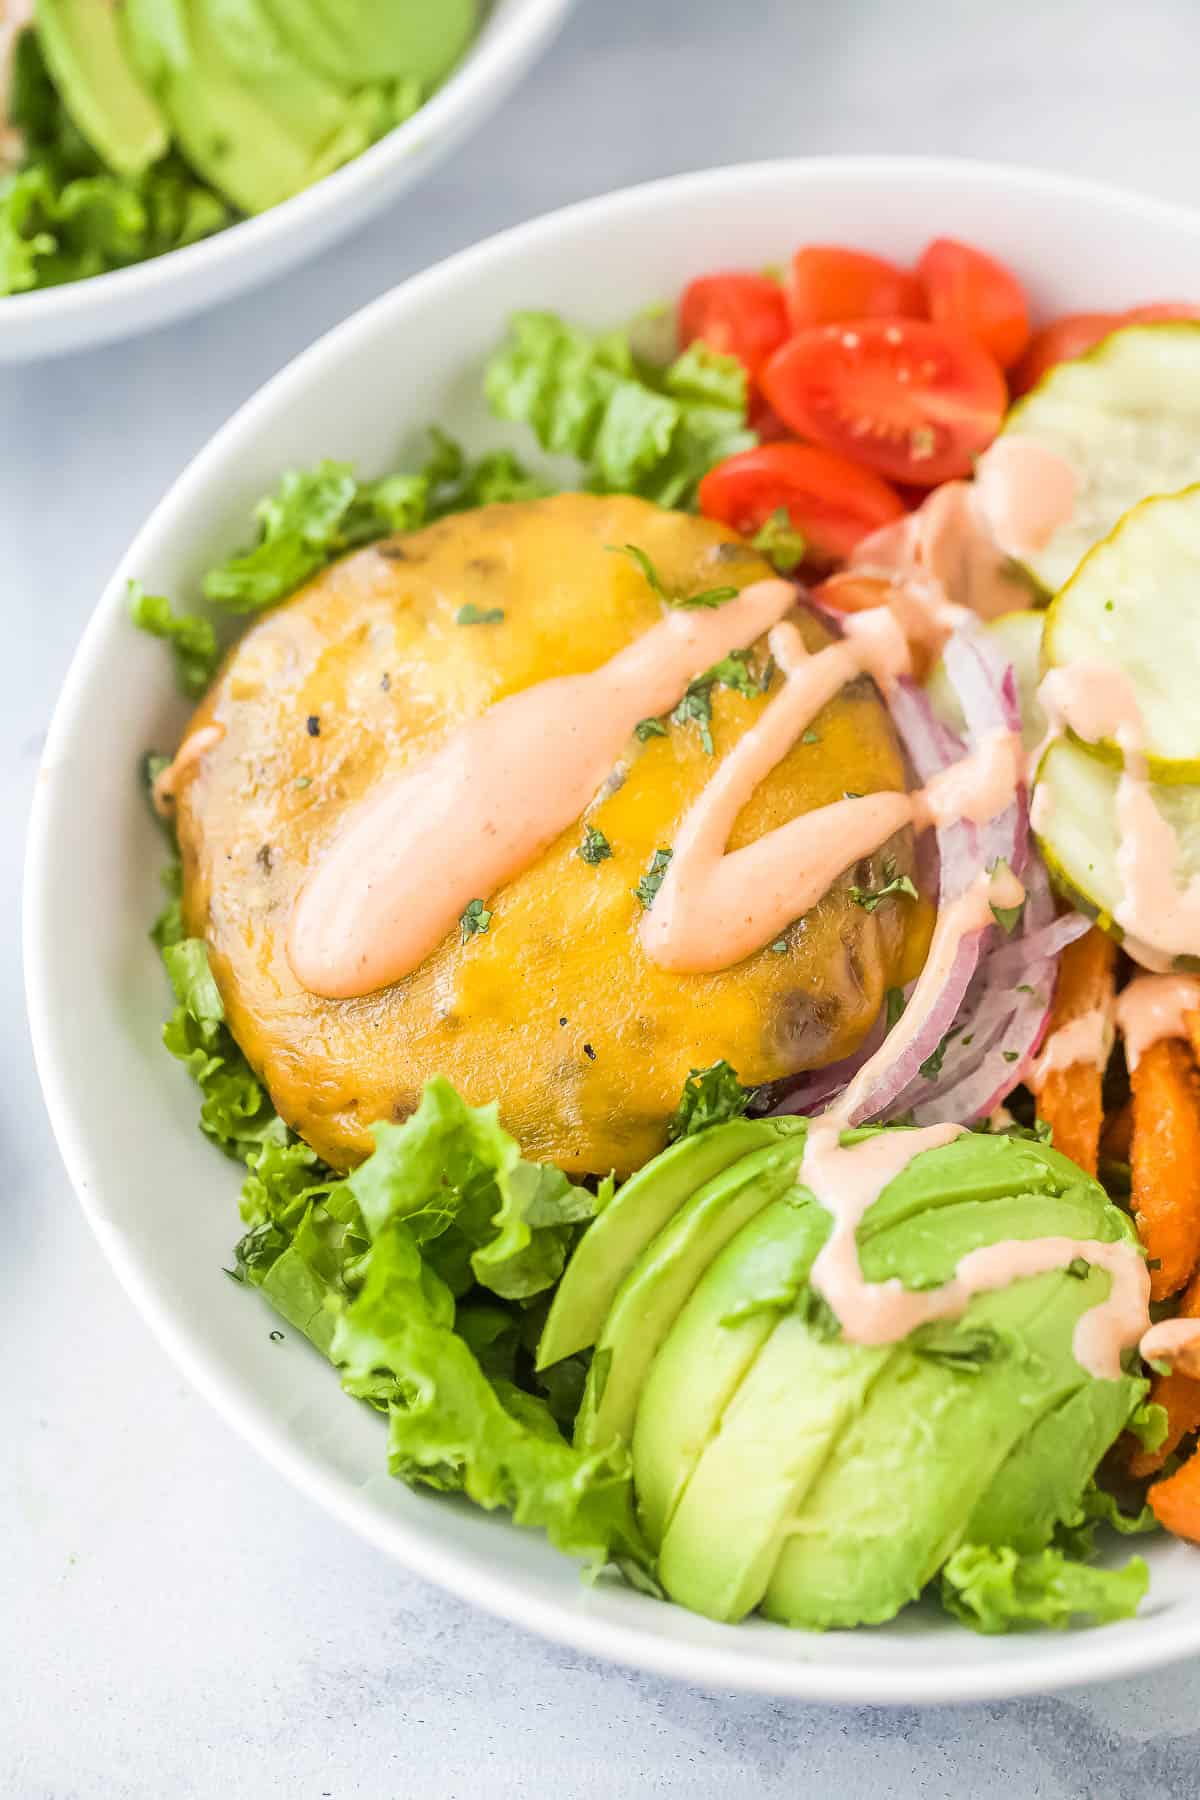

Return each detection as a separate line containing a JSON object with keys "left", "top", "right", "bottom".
{"left": 537, "top": 1117, "right": 804, "bottom": 1371}
{"left": 121, "top": 0, "right": 374, "bottom": 214}
{"left": 967, "top": 1373, "right": 1143, "bottom": 1555}
{"left": 35, "top": 0, "right": 169, "bottom": 175}
{"left": 660, "top": 1313, "right": 894, "bottom": 1623}
{"left": 574, "top": 1131, "right": 811, "bottom": 1454}
{"left": 632, "top": 1194, "right": 830, "bottom": 1546}
{"left": 262, "top": 0, "right": 479, "bottom": 88}
{"left": 633, "top": 1137, "right": 1141, "bottom": 1628}
{"left": 760, "top": 1192, "right": 1141, "bottom": 1629}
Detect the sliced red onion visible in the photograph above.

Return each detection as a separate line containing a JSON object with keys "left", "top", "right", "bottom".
{"left": 908, "top": 855, "right": 1062, "bottom": 1125}
{"left": 985, "top": 910, "right": 1090, "bottom": 980}
{"left": 777, "top": 606, "right": 1078, "bottom": 1129}
{"left": 939, "top": 623, "right": 1026, "bottom": 876}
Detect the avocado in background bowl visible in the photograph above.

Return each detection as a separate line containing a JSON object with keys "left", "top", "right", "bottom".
{"left": 1, "top": 0, "right": 481, "bottom": 293}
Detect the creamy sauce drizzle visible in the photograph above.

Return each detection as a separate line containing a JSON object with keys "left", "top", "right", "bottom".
{"left": 913, "top": 730, "right": 1024, "bottom": 832}
{"left": 845, "top": 436, "right": 1077, "bottom": 660}
{"left": 1114, "top": 973, "right": 1200, "bottom": 1069}
{"left": 1037, "top": 660, "right": 1200, "bottom": 967}
{"left": 1031, "top": 1007, "right": 1114, "bottom": 1085}
{"left": 286, "top": 440, "right": 1077, "bottom": 998}
{"left": 152, "top": 723, "right": 224, "bottom": 815}
{"left": 288, "top": 579, "right": 798, "bottom": 998}
{"left": 1139, "top": 1317, "right": 1200, "bottom": 1374}
{"left": 799, "top": 1120, "right": 1150, "bottom": 1379}
{"left": 640, "top": 622, "right": 912, "bottom": 972}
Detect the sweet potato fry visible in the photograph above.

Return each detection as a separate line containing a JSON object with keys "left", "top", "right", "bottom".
{"left": 1100, "top": 1098, "right": 1133, "bottom": 1164}
{"left": 1131, "top": 1037, "right": 1200, "bottom": 1301}
{"left": 1150, "top": 1442, "right": 1200, "bottom": 1542}
{"left": 1033, "top": 928, "right": 1116, "bottom": 1176}
{"left": 1130, "top": 1265, "right": 1200, "bottom": 1478}
{"left": 1186, "top": 1009, "right": 1200, "bottom": 1073}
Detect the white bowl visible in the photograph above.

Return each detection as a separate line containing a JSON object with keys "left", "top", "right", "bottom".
{"left": 0, "top": 0, "right": 571, "bottom": 363}
{"left": 26, "top": 157, "right": 1200, "bottom": 1702}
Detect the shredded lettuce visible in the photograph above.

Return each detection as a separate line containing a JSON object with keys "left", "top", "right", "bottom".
{"left": 334, "top": 1223, "right": 647, "bottom": 1568}
{"left": 1, "top": 31, "right": 228, "bottom": 297}
{"left": 128, "top": 581, "right": 221, "bottom": 698}
{"left": 155, "top": 926, "right": 648, "bottom": 1575}
{"left": 202, "top": 430, "right": 550, "bottom": 613}
{"left": 346, "top": 1077, "right": 599, "bottom": 1303}
{"left": 484, "top": 311, "right": 755, "bottom": 507}
{"left": 940, "top": 1541, "right": 1149, "bottom": 1633}
{"left": 1128, "top": 1397, "right": 1170, "bottom": 1453}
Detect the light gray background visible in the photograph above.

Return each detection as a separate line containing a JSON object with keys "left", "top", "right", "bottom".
{"left": 6, "top": 1, "right": 1200, "bottom": 1794}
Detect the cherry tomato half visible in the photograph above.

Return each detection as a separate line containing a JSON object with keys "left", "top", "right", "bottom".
{"left": 917, "top": 237, "right": 1031, "bottom": 370}
{"left": 698, "top": 441, "right": 906, "bottom": 567}
{"left": 762, "top": 318, "right": 1008, "bottom": 488}
{"left": 787, "top": 246, "right": 924, "bottom": 332}
{"left": 1012, "top": 303, "right": 1200, "bottom": 394}
{"left": 678, "top": 271, "right": 789, "bottom": 379}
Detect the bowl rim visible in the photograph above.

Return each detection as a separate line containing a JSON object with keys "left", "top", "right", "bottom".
{"left": 0, "top": 0, "right": 570, "bottom": 342}
{"left": 26, "top": 153, "right": 1200, "bottom": 1703}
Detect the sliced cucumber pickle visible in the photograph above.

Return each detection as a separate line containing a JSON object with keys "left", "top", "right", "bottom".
{"left": 1043, "top": 485, "right": 1200, "bottom": 780}
{"left": 1032, "top": 736, "right": 1200, "bottom": 968}
{"left": 1005, "top": 323, "right": 1200, "bottom": 596}
{"left": 925, "top": 609, "right": 1046, "bottom": 752}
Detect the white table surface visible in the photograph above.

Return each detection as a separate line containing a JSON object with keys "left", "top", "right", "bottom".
{"left": 8, "top": 1, "right": 1200, "bottom": 1793}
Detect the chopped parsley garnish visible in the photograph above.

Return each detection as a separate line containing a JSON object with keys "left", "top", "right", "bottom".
{"left": 1002, "top": 1050, "right": 1020, "bottom": 1063}
{"left": 670, "top": 647, "right": 771, "bottom": 755}
{"left": 703, "top": 648, "right": 763, "bottom": 699}
{"left": 633, "top": 847, "right": 673, "bottom": 910}
{"left": 920, "top": 1037, "right": 948, "bottom": 1081}
{"left": 671, "top": 685, "right": 716, "bottom": 755}
{"left": 988, "top": 857, "right": 1025, "bottom": 933}
{"left": 608, "top": 542, "right": 738, "bottom": 610}
{"left": 801, "top": 728, "right": 821, "bottom": 746}
{"left": 770, "top": 937, "right": 789, "bottom": 955}
{"left": 667, "top": 1059, "right": 750, "bottom": 1142}
{"left": 1066, "top": 1257, "right": 1091, "bottom": 1280}
{"left": 578, "top": 825, "right": 613, "bottom": 865}
{"left": 750, "top": 506, "right": 807, "bottom": 574}
{"left": 460, "top": 898, "right": 493, "bottom": 940}
{"left": 456, "top": 603, "right": 505, "bottom": 625}
{"left": 849, "top": 856, "right": 919, "bottom": 914}
{"left": 635, "top": 716, "right": 668, "bottom": 742}
{"left": 885, "top": 986, "right": 906, "bottom": 1031}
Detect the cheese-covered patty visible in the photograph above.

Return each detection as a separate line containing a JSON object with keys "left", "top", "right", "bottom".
{"left": 174, "top": 493, "right": 927, "bottom": 1175}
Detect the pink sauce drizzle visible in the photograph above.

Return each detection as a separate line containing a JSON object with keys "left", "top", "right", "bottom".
{"left": 799, "top": 1121, "right": 1150, "bottom": 1379}
{"left": 1031, "top": 1007, "right": 1114, "bottom": 1085}
{"left": 846, "top": 436, "right": 1077, "bottom": 659}
{"left": 1114, "top": 973, "right": 1200, "bottom": 1069}
{"left": 913, "top": 730, "right": 1024, "bottom": 832}
{"left": 288, "top": 579, "right": 798, "bottom": 998}
{"left": 288, "top": 440, "right": 1075, "bottom": 999}
{"left": 152, "top": 723, "right": 224, "bottom": 816}
{"left": 1140, "top": 1317, "right": 1200, "bottom": 1370}
{"left": 640, "top": 622, "right": 912, "bottom": 973}
{"left": 1037, "top": 661, "right": 1200, "bottom": 967}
